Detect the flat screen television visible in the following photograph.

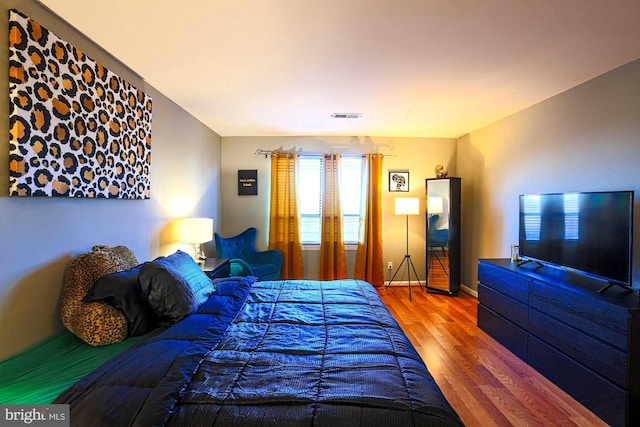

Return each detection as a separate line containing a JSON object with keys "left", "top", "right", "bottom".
{"left": 518, "top": 190, "right": 634, "bottom": 292}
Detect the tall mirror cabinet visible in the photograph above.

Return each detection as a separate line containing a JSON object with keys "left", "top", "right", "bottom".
{"left": 425, "top": 177, "right": 461, "bottom": 295}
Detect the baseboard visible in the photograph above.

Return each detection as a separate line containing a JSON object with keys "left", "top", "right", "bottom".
{"left": 461, "top": 284, "right": 478, "bottom": 298}
{"left": 384, "top": 280, "right": 425, "bottom": 287}
{"left": 384, "top": 281, "right": 478, "bottom": 298}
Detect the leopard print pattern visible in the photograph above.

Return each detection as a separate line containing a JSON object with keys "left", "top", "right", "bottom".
{"left": 8, "top": 10, "right": 152, "bottom": 198}
{"left": 60, "top": 245, "right": 139, "bottom": 346}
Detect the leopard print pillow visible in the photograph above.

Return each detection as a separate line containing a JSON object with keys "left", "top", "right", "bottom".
{"left": 60, "top": 245, "right": 138, "bottom": 346}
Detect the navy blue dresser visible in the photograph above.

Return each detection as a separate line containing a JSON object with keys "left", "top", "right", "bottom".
{"left": 477, "top": 259, "right": 640, "bottom": 427}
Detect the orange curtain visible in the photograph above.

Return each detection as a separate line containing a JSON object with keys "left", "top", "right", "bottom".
{"left": 268, "top": 152, "right": 303, "bottom": 279}
{"left": 355, "top": 153, "right": 384, "bottom": 286}
{"left": 319, "top": 154, "right": 346, "bottom": 280}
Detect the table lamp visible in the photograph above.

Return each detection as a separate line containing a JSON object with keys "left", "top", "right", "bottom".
{"left": 179, "top": 217, "right": 213, "bottom": 260}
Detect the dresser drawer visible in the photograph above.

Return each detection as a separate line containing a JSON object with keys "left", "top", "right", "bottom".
{"left": 529, "top": 308, "right": 628, "bottom": 388}
{"left": 530, "top": 280, "right": 630, "bottom": 350}
{"left": 529, "top": 336, "right": 627, "bottom": 427}
{"left": 479, "top": 283, "right": 528, "bottom": 329}
{"left": 478, "top": 261, "right": 530, "bottom": 304}
{"left": 478, "top": 304, "right": 528, "bottom": 360}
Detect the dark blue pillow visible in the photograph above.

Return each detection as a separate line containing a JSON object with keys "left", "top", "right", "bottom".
{"left": 139, "top": 250, "right": 215, "bottom": 323}
{"left": 83, "top": 264, "right": 158, "bottom": 336}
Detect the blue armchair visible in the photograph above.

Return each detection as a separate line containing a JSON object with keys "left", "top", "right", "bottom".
{"left": 213, "top": 227, "right": 282, "bottom": 281}
{"left": 428, "top": 214, "right": 449, "bottom": 255}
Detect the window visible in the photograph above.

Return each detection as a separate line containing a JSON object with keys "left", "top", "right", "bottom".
{"left": 298, "top": 156, "right": 363, "bottom": 245}
{"left": 298, "top": 157, "right": 322, "bottom": 244}
{"left": 341, "top": 157, "right": 363, "bottom": 243}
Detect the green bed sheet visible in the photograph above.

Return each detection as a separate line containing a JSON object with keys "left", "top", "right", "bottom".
{"left": 0, "top": 329, "right": 145, "bottom": 404}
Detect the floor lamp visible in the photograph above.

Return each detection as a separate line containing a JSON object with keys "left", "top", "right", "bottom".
{"left": 386, "top": 197, "right": 423, "bottom": 300}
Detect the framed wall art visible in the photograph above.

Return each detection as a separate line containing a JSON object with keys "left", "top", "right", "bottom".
{"left": 389, "top": 171, "right": 409, "bottom": 192}
{"left": 8, "top": 9, "right": 152, "bottom": 199}
{"left": 238, "top": 169, "right": 258, "bottom": 195}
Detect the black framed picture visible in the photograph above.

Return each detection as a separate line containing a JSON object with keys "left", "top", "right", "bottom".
{"left": 238, "top": 170, "right": 258, "bottom": 195}
{"left": 389, "top": 171, "right": 409, "bottom": 192}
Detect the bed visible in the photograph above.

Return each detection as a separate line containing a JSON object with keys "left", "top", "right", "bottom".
{"left": 53, "top": 277, "right": 463, "bottom": 426}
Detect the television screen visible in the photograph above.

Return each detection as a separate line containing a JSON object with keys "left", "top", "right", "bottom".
{"left": 519, "top": 191, "right": 634, "bottom": 287}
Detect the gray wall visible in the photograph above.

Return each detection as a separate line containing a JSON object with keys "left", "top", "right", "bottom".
{"left": 458, "top": 59, "right": 640, "bottom": 290}
{"left": 0, "top": 0, "right": 222, "bottom": 359}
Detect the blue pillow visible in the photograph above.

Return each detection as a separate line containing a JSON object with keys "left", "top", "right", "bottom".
{"left": 83, "top": 264, "right": 158, "bottom": 336}
{"left": 139, "top": 250, "right": 215, "bottom": 323}
{"left": 213, "top": 275, "right": 257, "bottom": 296}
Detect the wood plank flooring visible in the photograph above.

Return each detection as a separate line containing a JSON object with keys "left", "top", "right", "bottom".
{"left": 377, "top": 286, "right": 607, "bottom": 427}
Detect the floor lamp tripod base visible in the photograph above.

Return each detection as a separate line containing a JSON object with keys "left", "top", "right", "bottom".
{"left": 386, "top": 254, "right": 423, "bottom": 300}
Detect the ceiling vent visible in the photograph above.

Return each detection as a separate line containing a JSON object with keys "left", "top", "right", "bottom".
{"left": 331, "top": 113, "right": 362, "bottom": 119}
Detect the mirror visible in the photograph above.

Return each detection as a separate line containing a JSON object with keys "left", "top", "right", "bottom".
{"left": 426, "top": 178, "right": 461, "bottom": 295}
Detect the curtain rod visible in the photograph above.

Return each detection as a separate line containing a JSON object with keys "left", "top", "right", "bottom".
{"left": 254, "top": 148, "right": 395, "bottom": 158}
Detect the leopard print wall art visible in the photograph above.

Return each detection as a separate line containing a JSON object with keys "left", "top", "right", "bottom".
{"left": 8, "top": 10, "right": 152, "bottom": 198}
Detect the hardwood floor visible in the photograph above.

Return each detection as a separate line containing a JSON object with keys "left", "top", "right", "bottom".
{"left": 377, "top": 286, "right": 607, "bottom": 427}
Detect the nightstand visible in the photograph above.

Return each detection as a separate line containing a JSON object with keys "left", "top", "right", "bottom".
{"left": 202, "top": 258, "right": 230, "bottom": 279}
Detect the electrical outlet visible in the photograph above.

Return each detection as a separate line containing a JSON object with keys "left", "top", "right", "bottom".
{"left": 387, "top": 261, "right": 393, "bottom": 270}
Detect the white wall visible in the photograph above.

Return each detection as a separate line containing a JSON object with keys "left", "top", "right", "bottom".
{"left": 0, "top": 0, "right": 222, "bottom": 359}
{"left": 220, "top": 136, "right": 457, "bottom": 281}
{"left": 458, "top": 59, "right": 640, "bottom": 290}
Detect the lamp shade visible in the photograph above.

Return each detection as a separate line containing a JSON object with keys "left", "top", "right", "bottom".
{"left": 427, "top": 196, "right": 444, "bottom": 214}
{"left": 395, "top": 197, "right": 420, "bottom": 216}
{"left": 179, "top": 218, "right": 213, "bottom": 243}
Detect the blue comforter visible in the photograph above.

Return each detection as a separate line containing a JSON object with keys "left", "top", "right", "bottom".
{"left": 56, "top": 278, "right": 462, "bottom": 426}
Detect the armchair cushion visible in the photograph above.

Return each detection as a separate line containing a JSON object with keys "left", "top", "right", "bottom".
{"left": 249, "top": 262, "right": 280, "bottom": 280}
{"left": 229, "top": 258, "right": 255, "bottom": 276}
{"left": 214, "top": 227, "right": 282, "bottom": 281}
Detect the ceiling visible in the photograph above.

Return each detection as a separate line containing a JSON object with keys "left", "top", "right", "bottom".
{"left": 38, "top": 0, "right": 640, "bottom": 138}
